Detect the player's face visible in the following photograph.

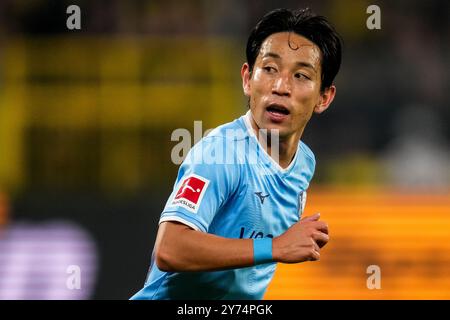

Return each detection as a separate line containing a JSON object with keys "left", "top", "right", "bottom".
{"left": 241, "top": 32, "right": 335, "bottom": 139}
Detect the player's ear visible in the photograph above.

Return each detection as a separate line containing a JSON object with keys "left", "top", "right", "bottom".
{"left": 241, "top": 63, "right": 252, "bottom": 97}
{"left": 314, "top": 85, "right": 336, "bottom": 114}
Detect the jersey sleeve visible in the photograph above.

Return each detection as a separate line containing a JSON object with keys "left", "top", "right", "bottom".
{"left": 160, "top": 137, "right": 240, "bottom": 232}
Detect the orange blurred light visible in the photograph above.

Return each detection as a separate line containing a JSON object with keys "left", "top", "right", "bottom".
{"left": 265, "top": 187, "right": 450, "bottom": 300}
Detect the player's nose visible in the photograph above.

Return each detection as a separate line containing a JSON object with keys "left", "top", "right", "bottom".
{"left": 272, "top": 74, "right": 291, "bottom": 97}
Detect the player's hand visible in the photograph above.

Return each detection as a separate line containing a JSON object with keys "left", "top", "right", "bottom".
{"left": 272, "top": 213, "right": 329, "bottom": 263}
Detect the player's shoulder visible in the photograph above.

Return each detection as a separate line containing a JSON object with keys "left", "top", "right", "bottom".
{"left": 203, "top": 115, "right": 249, "bottom": 143}
{"left": 183, "top": 114, "right": 248, "bottom": 166}
{"left": 192, "top": 115, "right": 248, "bottom": 153}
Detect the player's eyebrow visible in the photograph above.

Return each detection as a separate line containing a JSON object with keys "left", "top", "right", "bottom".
{"left": 262, "top": 52, "right": 282, "bottom": 60}
{"left": 262, "top": 52, "right": 317, "bottom": 73}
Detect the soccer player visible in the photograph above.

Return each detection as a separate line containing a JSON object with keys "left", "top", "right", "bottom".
{"left": 131, "top": 8, "right": 342, "bottom": 300}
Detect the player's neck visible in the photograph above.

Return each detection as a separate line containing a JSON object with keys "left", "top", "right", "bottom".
{"left": 272, "top": 132, "right": 302, "bottom": 169}
{"left": 249, "top": 117, "right": 302, "bottom": 169}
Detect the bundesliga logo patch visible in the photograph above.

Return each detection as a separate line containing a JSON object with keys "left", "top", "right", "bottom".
{"left": 172, "top": 174, "right": 209, "bottom": 213}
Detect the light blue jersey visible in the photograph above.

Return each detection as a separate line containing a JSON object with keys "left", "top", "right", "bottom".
{"left": 131, "top": 111, "right": 315, "bottom": 300}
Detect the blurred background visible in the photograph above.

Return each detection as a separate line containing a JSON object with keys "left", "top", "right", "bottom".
{"left": 0, "top": 0, "right": 449, "bottom": 299}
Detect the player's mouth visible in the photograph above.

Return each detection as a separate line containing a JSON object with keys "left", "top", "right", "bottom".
{"left": 266, "top": 104, "right": 290, "bottom": 122}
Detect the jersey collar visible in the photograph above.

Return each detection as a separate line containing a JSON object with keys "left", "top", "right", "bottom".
{"left": 243, "top": 110, "right": 298, "bottom": 174}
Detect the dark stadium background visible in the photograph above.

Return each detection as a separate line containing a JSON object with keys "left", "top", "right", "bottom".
{"left": 0, "top": 0, "right": 449, "bottom": 299}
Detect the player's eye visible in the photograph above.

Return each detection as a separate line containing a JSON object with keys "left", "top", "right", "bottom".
{"left": 294, "top": 72, "right": 310, "bottom": 80}
{"left": 263, "top": 66, "right": 277, "bottom": 73}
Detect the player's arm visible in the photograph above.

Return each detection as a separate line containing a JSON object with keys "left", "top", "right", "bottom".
{"left": 155, "top": 213, "right": 329, "bottom": 272}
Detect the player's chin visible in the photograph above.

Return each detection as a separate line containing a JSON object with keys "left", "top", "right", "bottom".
{"left": 262, "top": 121, "right": 291, "bottom": 136}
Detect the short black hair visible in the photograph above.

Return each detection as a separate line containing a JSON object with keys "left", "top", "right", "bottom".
{"left": 246, "top": 8, "right": 342, "bottom": 92}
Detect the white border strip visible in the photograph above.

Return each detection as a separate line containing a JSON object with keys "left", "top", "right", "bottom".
{"left": 159, "top": 216, "right": 202, "bottom": 232}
